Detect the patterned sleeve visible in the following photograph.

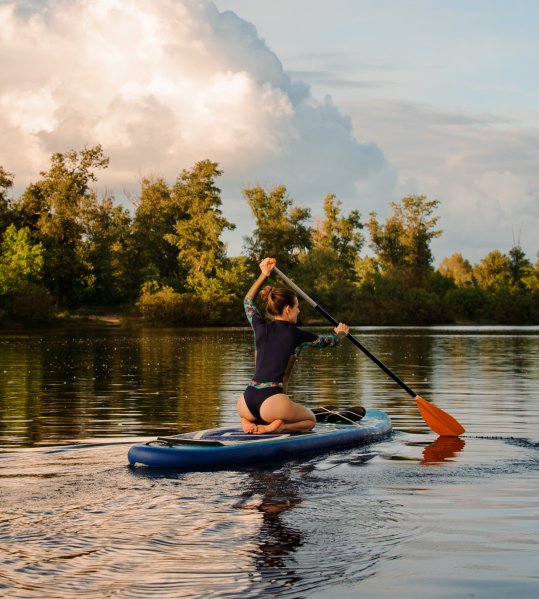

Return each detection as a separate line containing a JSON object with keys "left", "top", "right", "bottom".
{"left": 294, "top": 329, "right": 342, "bottom": 355}
{"left": 243, "top": 296, "right": 260, "bottom": 326}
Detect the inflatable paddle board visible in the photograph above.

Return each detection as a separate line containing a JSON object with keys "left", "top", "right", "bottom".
{"left": 128, "top": 408, "right": 391, "bottom": 470}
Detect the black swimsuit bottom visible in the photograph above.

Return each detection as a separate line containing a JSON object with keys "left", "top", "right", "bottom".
{"left": 243, "top": 385, "right": 283, "bottom": 423}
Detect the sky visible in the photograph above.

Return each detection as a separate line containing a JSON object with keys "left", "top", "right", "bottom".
{"left": 0, "top": 0, "right": 538, "bottom": 263}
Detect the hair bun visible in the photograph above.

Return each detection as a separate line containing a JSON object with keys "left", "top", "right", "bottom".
{"left": 260, "top": 285, "right": 273, "bottom": 301}
{"left": 259, "top": 285, "right": 297, "bottom": 318}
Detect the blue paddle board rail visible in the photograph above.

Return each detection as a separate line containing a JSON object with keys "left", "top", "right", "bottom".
{"left": 128, "top": 409, "right": 392, "bottom": 470}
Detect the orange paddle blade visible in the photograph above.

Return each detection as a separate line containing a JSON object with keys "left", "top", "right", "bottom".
{"left": 416, "top": 396, "right": 465, "bottom": 437}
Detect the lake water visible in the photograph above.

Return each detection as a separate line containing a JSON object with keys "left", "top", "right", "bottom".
{"left": 1, "top": 325, "right": 538, "bottom": 597}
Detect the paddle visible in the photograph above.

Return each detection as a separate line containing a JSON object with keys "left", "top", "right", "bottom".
{"left": 273, "top": 265, "right": 465, "bottom": 437}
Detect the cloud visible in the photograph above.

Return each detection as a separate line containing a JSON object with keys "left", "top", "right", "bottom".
{"left": 0, "top": 0, "right": 388, "bottom": 237}
{"left": 286, "top": 69, "right": 396, "bottom": 90}
{"left": 341, "top": 98, "right": 539, "bottom": 262}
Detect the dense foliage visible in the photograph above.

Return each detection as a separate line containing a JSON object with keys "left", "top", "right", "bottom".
{"left": 1, "top": 148, "right": 537, "bottom": 326}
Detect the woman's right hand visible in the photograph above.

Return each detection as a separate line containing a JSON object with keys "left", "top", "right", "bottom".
{"left": 334, "top": 322, "right": 349, "bottom": 337}
{"left": 260, "top": 257, "right": 276, "bottom": 277}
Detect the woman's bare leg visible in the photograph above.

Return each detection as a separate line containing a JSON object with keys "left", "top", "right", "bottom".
{"left": 253, "top": 419, "right": 284, "bottom": 434}
{"left": 256, "top": 394, "right": 315, "bottom": 434}
{"left": 237, "top": 393, "right": 315, "bottom": 434}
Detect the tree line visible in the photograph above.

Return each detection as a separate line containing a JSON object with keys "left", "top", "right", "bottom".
{"left": 0, "top": 146, "right": 538, "bottom": 326}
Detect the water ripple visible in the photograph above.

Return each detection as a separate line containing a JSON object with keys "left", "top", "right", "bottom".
{"left": 0, "top": 444, "right": 423, "bottom": 598}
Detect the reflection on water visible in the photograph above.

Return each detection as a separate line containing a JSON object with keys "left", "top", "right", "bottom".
{"left": 1, "top": 326, "right": 539, "bottom": 447}
{"left": 235, "top": 470, "right": 305, "bottom": 592}
{"left": 1, "top": 326, "right": 539, "bottom": 597}
{"left": 0, "top": 329, "right": 254, "bottom": 446}
{"left": 421, "top": 436, "right": 466, "bottom": 464}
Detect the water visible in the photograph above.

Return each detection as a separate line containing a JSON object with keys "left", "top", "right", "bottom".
{"left": 1, "top": 326, "right": 538, "bottom": 597}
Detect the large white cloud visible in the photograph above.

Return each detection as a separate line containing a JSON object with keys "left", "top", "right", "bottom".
{"left": 340, "top": 98, "right": 539, "bottom": 262}
{"left": 0, "top": 0, "right": 388, "bottom": 251}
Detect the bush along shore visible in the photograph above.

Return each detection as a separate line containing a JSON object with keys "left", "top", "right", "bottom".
{"left": 1, "top": 147, "right": 538, "bottom": 328}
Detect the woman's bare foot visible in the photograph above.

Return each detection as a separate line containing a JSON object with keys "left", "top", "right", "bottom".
{"left": 241, "top": 418, "right": 258, "bottom": 434}
{"left": 253, "top": 419, "right": 284, "bottom": 434}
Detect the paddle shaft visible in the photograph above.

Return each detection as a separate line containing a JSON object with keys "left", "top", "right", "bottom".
{"left": 274, "top": 266, "right": 418, "bottom": 399}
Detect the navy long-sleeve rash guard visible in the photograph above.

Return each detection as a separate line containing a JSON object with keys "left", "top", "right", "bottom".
{"left": 244, "top": 297, "right": 341, "bottom": 386}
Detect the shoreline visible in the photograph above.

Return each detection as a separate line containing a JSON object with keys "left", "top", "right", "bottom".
{"left": 1, "top": 312, "right": 538, "bottom": 332}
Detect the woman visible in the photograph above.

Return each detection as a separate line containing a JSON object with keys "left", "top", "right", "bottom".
{"left": 237, "top": 257, "right": 350, "bottom": 434}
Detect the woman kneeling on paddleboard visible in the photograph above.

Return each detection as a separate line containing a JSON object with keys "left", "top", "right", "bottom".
{"left": 237, "top": 257, "right": 349, "bottom": 434}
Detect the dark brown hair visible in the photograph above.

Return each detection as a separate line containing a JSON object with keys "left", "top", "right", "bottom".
{"left": 260, "top": 286, "right": 297, "bottom": 318}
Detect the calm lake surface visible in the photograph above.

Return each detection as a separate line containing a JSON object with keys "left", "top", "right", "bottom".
{"left": 1, "top": 325, "right": 538, "bottom": 598}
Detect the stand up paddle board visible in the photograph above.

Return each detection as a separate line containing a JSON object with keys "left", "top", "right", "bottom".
{"left": 128, "top": 408, "right": 391, "bottom": 470}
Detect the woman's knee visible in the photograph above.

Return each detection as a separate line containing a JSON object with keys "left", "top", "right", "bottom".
{"left": 304, "top": 407, "right": 316, "bottom": 422}
{"left": 298, "top": 416, "right": 315, "bottom": 432}
{"left": 293, "top": 403, "right": 315, "bottom": 423}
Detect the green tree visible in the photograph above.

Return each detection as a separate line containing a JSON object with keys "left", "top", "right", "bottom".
{"left": 243, "top": 184, "right": 312, "bottom": 270}
{"left": 311, "top": 194, "right": 363, "bottom": 270}
{"left": 165, "top": 160, "right": 235, "bottom": 295}
{"left": 438, "top": 253, "right": 474, "bottom": 286}
{"left": 473, "top": 250, "right": 511, "bottom": 290}
{"left": 368, "top": 195, "right": 442, "bottom": 287}
{"left": 508, "top": 244, "right": 532, "bottom": 288}
{"left": 13, "top": 146, "right": 109, "bottom": 306}
{"left": 296, "top": 195, "right": 363, "bottom": 314}
{"left": 443, "top": 286, "right": 487, "bottom": 322}
{"left": 354, "top": 255, "right": 380, "bottom": 287}
{"left": 79, "top": 196, "right": 135, "bottom": 304}
{"left": 132, "top": 176, "right": 185, "bottom": 287}
{"left": 137, "top": 161, "right": 246, "bottom": 325}
{"left": 137, "top": 256, "right": 251, "bottom": 326}
{"left": 0, "top": 224, "right": 44, "bottom": 294}
{"left": 367, "top": 212, "right": 407, "bottom": 272}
